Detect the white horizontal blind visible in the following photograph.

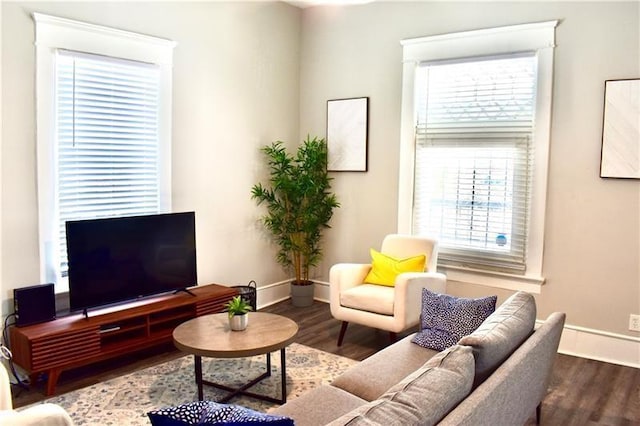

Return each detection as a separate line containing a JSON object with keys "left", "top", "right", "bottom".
{"left": 56, "top": 50, "right": 161, "bottom": 274}
{"left": 413, "top": 54, "right": 536, "bottom": 273}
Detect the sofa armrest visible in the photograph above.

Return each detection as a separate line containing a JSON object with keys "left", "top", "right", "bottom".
{"left": 0, "top": 362, "right": 12, "bottom": 411}
{"left": 1, "top": 363, "right": 73, "bottom": 425}
{"left": 0, "top": 404, "right": 74, "bottom": 426}
{"left": 439, "top": 312, "right": 566, "bottom": 426}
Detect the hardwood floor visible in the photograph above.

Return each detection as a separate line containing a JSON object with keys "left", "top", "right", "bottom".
{"left": 9, "top": 300, "right": 640, "bottom": 425}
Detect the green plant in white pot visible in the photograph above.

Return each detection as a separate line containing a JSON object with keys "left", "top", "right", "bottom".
{"left": 251, "top": 136, "right": 339, "bottom": 307}
{"left": 225, "top": 296, "right": 252, "bottom": 331}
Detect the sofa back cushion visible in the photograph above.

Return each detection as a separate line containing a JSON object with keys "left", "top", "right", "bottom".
{"left": 330, "top": 333, "right": 439, "bottom": 402}
{"left": 458, "top": 291, "right": 536, "bottom": 387}
{"left": 326, "top": 345, "right": 474, "bottom": 426}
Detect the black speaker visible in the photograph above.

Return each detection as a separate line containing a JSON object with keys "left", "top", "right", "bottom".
{"left": 14, "top": 283, "right": 56, "bottom": 327}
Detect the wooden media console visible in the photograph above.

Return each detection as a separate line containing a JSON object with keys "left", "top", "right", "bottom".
{"left": 9, "top": 283, "right": 237, "bottom": 395}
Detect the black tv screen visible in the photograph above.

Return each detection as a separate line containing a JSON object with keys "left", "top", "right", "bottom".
{"left": 66, "top": 212, "right": 197, "bottom": 313}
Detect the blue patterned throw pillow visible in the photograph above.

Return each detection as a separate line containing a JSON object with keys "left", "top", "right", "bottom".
{"left": 199, "top": 402, "right": 293, "bottom": 425}
{"left": 147, "top": 401, "right": 294, "bottom": 426}
{"left": 412, "top": 289, "right": 497, "bottom": 351}
{"left": 148, "top": 401, "right": 211, "bottom": 426}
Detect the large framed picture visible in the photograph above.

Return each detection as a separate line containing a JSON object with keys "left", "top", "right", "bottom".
{"left": 326, "top": 97, "right": 369, "bottom": 172}
{"left": 600, "top": 78, "right": 640, "bottom": 179}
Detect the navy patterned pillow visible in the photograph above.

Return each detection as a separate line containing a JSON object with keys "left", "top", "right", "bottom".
{"left": 199, "top": 402, "right": 294, "bottom": 425}
{"left": 148, "top": 401, "right": 211, "bottom": 426}
{"left": 147, "top": 401, "right": 294, "bottom": 426}
{"left": 412, "top": 289, "right": 497, "bottom": 351}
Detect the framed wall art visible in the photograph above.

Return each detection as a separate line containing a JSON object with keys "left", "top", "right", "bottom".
{"left": 326, "top": 97, "right": 369, "bottom": 172}
{"left": 600, "top": 78, "right": 640, "bottom": 179}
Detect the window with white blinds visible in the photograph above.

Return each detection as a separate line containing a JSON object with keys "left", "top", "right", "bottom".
{"left": 35, "top": 13, "right": 175, "bottom": 291}
{"left": 412, "top": 54, "right": 536, "bottom": 273}
{"left": 55, "top": 50, "right": 162, "bottom": 275}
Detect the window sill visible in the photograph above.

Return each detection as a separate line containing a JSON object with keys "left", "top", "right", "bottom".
{"left": 437, "top": 264, "right": 545, "bottom": 294}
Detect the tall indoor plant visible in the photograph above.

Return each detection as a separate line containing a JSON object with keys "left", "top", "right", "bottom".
{"left": 251, "top": 136, "right": 339, "bottom": 307}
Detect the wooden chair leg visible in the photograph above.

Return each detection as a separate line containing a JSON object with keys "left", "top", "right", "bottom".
{"left": 337, "top": 321, "right": 349, "bottom": 346}
{"left": 536, "top": 403, "right": 541, "bottom": 424}
{"left": 389, "top": 332, "right": 397, "bottom": 343}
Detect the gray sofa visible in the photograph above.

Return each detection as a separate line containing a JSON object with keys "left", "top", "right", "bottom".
{"left": 272, "top": 291, "right": 566, "bottom": 426}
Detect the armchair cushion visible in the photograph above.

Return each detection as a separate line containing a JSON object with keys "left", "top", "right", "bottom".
{"left": 412, "top": 289, "right": 497, "bottom": 351}
{"left": 363, "top": 249, "right": 426, "bottom": 287}
{"left": 340, "top": 284, "right": 395, "bottom": 315}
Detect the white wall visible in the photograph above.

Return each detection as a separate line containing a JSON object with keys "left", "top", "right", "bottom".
{"left": 298, "top": 1, "right": 640, "bottom": 342}
{"left": 0, "top": 1, "right": 301, "bottom": 317}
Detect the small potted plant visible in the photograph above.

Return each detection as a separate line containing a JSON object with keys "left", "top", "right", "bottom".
{"left": 225, "top": 296, "right": 253, "bottom": 331}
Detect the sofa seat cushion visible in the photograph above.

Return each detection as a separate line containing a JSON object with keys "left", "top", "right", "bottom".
{"left": 269, "top": 384, "right": 367, "bottom": 426}
{"left": 340, "top": 284, "right": 394, "bottom": 315}
{"left": 327, "top": 345, "right": 475, "bottom": 426}
{"left": 331, "top": 333, "right": 439, "bottom": 401}
{"left": 458, "top": 291, "right": 537, "bottom": 387}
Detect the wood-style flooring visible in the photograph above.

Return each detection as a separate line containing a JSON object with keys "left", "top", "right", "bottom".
{"left": 9, "top": 300, "right": 640, "bottom": 425}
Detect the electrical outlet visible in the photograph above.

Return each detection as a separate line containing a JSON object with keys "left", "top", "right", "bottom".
{"left": 630, "top": 314, "right": 640, "bottom": 332}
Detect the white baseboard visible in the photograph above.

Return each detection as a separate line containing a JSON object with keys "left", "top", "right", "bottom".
{"left": 256, "top": 281, "right": 639, "bottom": 369}
{"left": 254, "top": 280, "right": 292, "bottom": 309}
{"left": 314, "top": 280, "right": 330, "bottom": 303}
{"left": 547, "top": 321, "right": 640, "bottom": 369}
{"left": 255, "top": 279, "right": 332, "bottom": 309}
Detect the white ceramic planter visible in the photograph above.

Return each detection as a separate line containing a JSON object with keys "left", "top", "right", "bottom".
{"left": 229, "top": 314, "right": 248, "bottom": 331}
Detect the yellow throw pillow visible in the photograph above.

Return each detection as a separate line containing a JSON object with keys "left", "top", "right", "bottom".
{"left": 363, "top": 248, "right": 427, "bottom": 287}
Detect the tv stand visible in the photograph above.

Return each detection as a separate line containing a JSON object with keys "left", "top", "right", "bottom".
{"left": 9, "top": 283, "right": 237, "bottom": 396}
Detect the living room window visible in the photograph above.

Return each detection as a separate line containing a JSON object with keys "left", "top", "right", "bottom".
{"left": 398, "top": 21, "right": 558, "bottom": 291}
{"left": 54, "top": 51, "right": 162, "bottom": 278}
{"left": 34, "top": 13, "right": 176, "bottom": 292}
{"left": 413, "top": 54, "right": 535, "bottom": 274}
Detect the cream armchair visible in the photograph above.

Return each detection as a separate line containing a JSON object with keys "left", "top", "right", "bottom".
{"left": 330, "top": 234, "right": 446, "bottom": 346}
{"left": 0, "top": 362, "right": 73, "bottom": 426}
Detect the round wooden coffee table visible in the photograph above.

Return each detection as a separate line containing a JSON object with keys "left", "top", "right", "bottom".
{"left": 173, "top": 312, "right": 298, "bottom": 404}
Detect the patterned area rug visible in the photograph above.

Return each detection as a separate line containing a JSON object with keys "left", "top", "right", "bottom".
{"left": 42, "top": 343, "right": 358, "bottom": 425}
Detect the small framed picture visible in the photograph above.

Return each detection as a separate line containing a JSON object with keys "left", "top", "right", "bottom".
{"left": 326, "top": 97, "right": 369, "bottom": 172}
{"left": 600, "top": 78, "right": 640, "bottom": 179}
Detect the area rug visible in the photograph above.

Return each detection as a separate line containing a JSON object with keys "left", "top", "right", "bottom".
{"left": 41, "top": 343, "right": 358, "bottom": 426}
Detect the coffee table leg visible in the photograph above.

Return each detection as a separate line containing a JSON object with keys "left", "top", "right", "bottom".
{"left": 194, "top": 355, "right": 203, "bottom": 401}
{"left": 266, "top": 352, "right": 272, "bottom": 377}
{"left": 195, "top": 348, "right": 289, "bottom": 405}
{"left": 280, "top": 347, "right": 287, "bottom": 403}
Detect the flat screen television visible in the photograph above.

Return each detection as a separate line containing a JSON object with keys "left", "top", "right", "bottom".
{"left": 66, "top": 212, "right": 197, "bottom": 314}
